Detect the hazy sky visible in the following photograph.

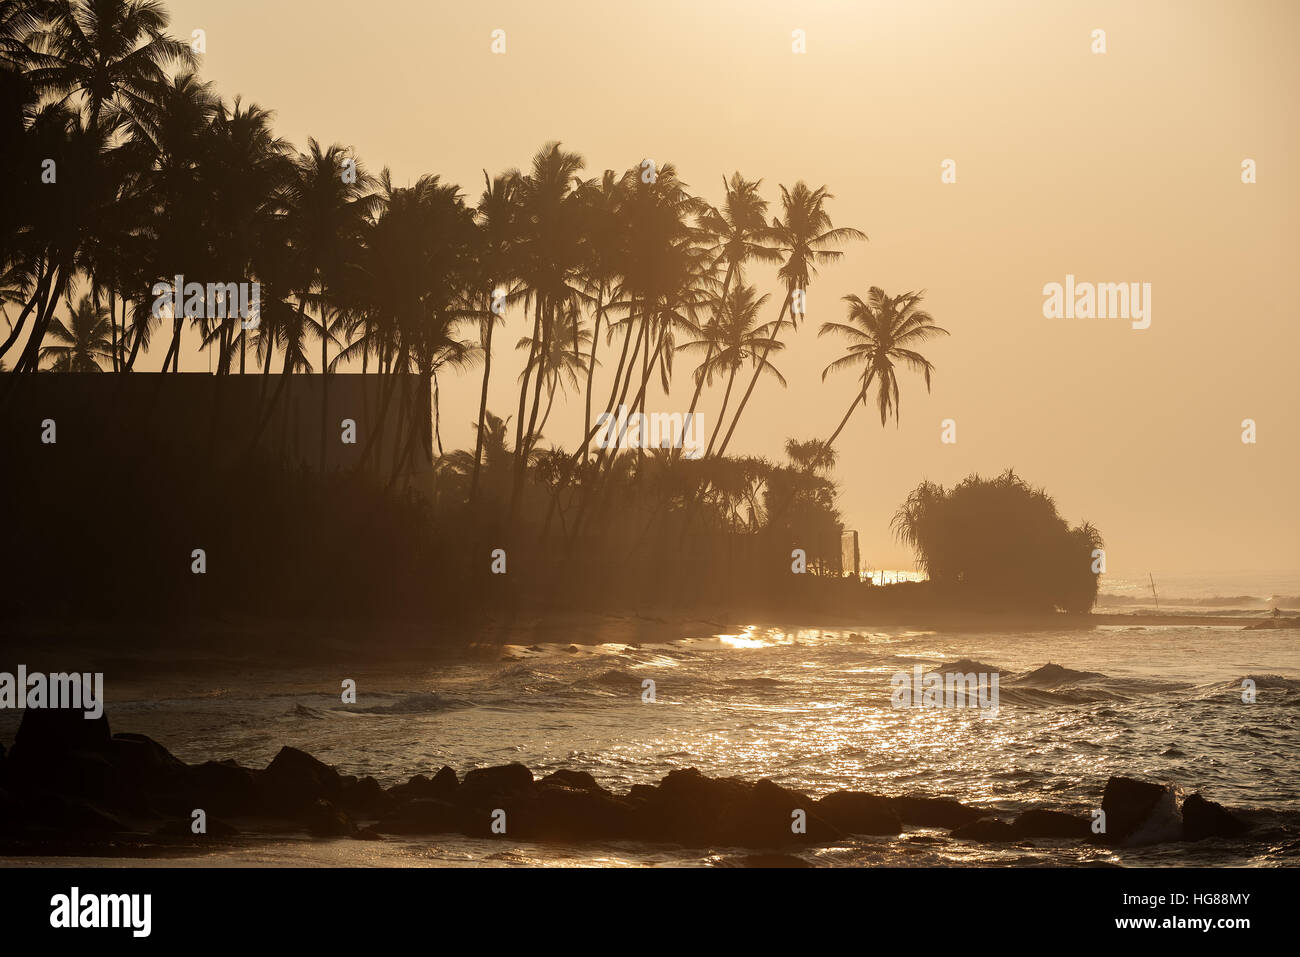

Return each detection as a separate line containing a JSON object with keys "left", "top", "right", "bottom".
{"left": 160, "top": 0, "right": 1299, "bottom": 578}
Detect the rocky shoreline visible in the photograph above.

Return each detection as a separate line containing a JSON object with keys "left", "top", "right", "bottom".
{"left": 0, "top": 710, "right": 1269, "bottom": 862}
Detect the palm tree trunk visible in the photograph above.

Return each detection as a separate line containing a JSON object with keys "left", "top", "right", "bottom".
{"left": 0, "top": 266, "right": 50, "bottom": 362}
{"left": 715, "top": 291, "right": 791, "bottom": 457}
{"left": 319, "top": 304, "right": 329, "bottom": 472}
{"left": 509, "top": 298, "right": 544, "bottom": 522}
{"left": 705, "top": 365, "right": 739, "bottom": 456}
{"left": 470, "top": 292, "right": 495, "bottom": 501}
{"left": 582, "top": 284, "right": 606, "bottom": 459}
{"left": 825, "top": 380, "right": 870, "bottom": 451}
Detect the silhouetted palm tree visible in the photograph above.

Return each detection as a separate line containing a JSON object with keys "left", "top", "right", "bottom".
{"left": 470, "top": 171, "right": 519, "bottom": 498}
{"left": 39, "top": 292, "right": 112, "bottom": 370}
{"left": 676, "top": 283, "right": 783, "bottom": 456}
{"left": 715, "top": 182, "right": 865, "bottom": 456}
{"left": 819, "top": 287, "right": 948, "bottom": 450}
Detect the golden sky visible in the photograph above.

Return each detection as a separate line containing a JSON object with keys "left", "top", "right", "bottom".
{"left": 162, "top": 0, "right": 1299, "bottom": 577}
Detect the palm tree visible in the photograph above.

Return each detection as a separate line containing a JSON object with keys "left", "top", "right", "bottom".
{"left": 122, "top": 69, "right": 218, "bottom": 372}
{"left": 819, "top": 287, "right": 949, "bottom": 450}
{"left": 676, "top": 172, "right": 777, "bottom": 460}
{"left": 714, "top": 182, "right": 865, "bottom": 456}
{"left": 516, "top": 299, "right": 590, "bottom": 452}
{"left": 201, "top": 96, "right": 294, "bottom": 374}
{"left": 39, "top": 292, "right": 112, "bottom": 370}
{"left": 24, "top": 0, "right": 197, "bottom": 136}
{"left": 574, "top": 169, "right": 625, "bottom": 460}
{"left": 261, "top": 139, "right": 378, "bottom": 464}
{"left": 675, "top": 283, "right": 783, "bottom": 457}
{"left": 508, "top": 142, "right": 586, "bottom": 519}
{"left": 469, "top": 170, "right": 519, "bottom": 499}
{"left": 15, "top": 0, "right": 195, "bottom": 370}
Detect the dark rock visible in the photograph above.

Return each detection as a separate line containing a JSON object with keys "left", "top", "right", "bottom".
{"left": 634, "top": 769, "right": 839, "bottom": 848}
{"left": 390, "top": 766, "right": 460, "bottom": 803}
{"left": 340, "top": 775, "right": 389, "bottom": 815}
{"left": 189, "top": 760, "right": 261, "bottom": 816}
{"left": 9, "top": 709, "right": 111, "bottom": 764}
{"left": 892, "top": 795, "right": 984, "bottom": 829}
{"left": 816, "top": 791, "right": 903, "bottom": 835}
{"left": 459, "top": 763, "right": 534, "bottom": 805}
{"left": 1182, "top": 793, "right": 1249, "bottom": 841}
{"left": 634, "top": 768, "right": 751, "bottom": 843}
{"left": 1012, "top": 808, "right": 1090, "bottom": 840}
{"left": 540, "top": 769, "right": 603, "bottom": 792}
{"left": 30, "top": 794, "right": 128, "bottom": 834}
{"left": 261, "top": 746, "right": 343, "bottom": 813}
{"left": 107, "top": 733, "right": 189, "bottom": 789}
{"left": 951, "top": 817, "right": 1016, "bottom": 843}
{"left": 301, "top": 798, "right": 357, "bottom": 837}
{"left": 1099, "top": 776, "right": 1179, "bottom": 845}
{"left": 374, "top": 797, "right": 462, "bottom": 834}
{"left": 37, "top": 750, "right": 118, "bottom": 803}
{"left": 627, "top": 784, "right": 657, "bottom": 805}
{"left": 430, "top": 765, "right": 459, "bottom": 797}
{"left": 505, "top": 785, "right": 634, "bottom": 841}
{"left": 387, "top": 773, "right": 431, "bottom": 802}
{"left": 731, "top": 779, "right": 841, "bottom": 847}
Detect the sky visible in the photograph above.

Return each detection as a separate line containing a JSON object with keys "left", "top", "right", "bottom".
{"left": 157, "top": 0, "right": 1299, "bottom": 579}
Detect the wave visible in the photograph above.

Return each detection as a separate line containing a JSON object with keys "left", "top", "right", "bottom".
{"left": 339, "top": 691, "right": 476, "bottom": 714}
{"left": 926, "top": 658, "right": 1003, "bottom": 676}
{"left": 1014, "top": 663, "right": 1107, "bottom": 688}
{"left": 287, "top": 703, "right": 331, "bottom": 719}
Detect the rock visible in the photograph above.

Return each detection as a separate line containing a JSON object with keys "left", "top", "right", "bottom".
{"left": 951, "top": 817, "right": 1016, "bottom": 843}
{"left": 1182, "top": 793, "right": 1249, "bottom": 841}
{"left": 30, "top": 794, "right": 128, "bottom": 834}
{"left": 261, "top": 747, "right": 343, "bottom": 813}
{"left": 390, "top": 766, "right": 460, "bottom": 802}
{"left": 504, "top": 785, "right": 635, "bottom": 841}
{"left": 189, "top": 760, "right": 261, "bottom": 816}
{"left": 1099, "top": 776, "right": 1181, "bottom": 845}
{"left": 9, "top": 709, "right": 111, "bottom": 764}
{"left": 634, "top": 768, "right": 752, "bottom": 843}
{"left": 340, "top": 775, "right": 389, "bottom": 815}
{"left": 540, "top": 769, "right": 603, "bottom": 792}
{"left": 107, "top": 733, "right": 189, "bottom": 789}
{"left": 301, "top": 798, "right": 357, "bottom": 837}
{"left": 374, "top": 798, "right": 463, "bottom": 835}
{"left": 459, "top": 763, "right": 534, "bottom": 805}
{"left": 1012, "top": 808, "right": 1090, "bottom": 839}
{"left": 815, "top": 791, "right": 903, "bottom": 835}
{"left": 892, "top": 795, "right": 984, "bottom": 829}
{"left": 627, "top": 784, "right": 657, "bottom": 805}
{"left": 33, "top": 750, "right": 119, "bottom": 804}
{"left": 430, "top": 765, "right": 459, "bottom": 797}
{"left": 634, "top": 770, "right": 839, "bottom": 848}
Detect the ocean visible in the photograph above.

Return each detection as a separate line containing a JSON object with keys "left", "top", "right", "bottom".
{"left": 3, "top": 612, "right": 1296, "bottom": 867}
